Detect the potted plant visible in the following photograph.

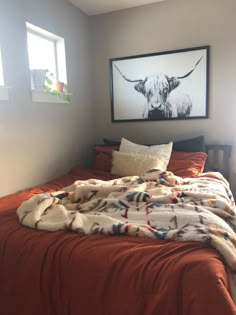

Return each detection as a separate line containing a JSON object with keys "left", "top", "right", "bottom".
{"left": 55, "top": 81, "right": 64, "bottom": 92}
{"left": 44, "top": 71, "right": 72, "bottom": 102}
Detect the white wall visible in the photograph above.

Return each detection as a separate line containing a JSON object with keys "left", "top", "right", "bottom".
{"left": 0, "top": 0, "right": 94, "bottom": 197}
{"left": 90, "top": 0, "right": 236, "bottom": 193}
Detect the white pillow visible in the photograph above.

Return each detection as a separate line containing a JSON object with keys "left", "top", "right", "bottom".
{"left": 111, "top": 151, "right": 166, "bottom": 177}
{"left": 119, "top": 138, "right": 173, "bottom": 170}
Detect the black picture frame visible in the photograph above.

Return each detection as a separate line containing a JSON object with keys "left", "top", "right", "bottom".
{"left": 110, "top": 46, "right": 209, "bottom": 122}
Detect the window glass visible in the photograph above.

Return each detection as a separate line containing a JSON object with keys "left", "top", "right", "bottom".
{"left": 0, "top": 51, "right": 4, "bottom": 86}
{"left": 26, "top": 22, "right": 68, "bottom": 95}
{"left": 27, "top": 32, "right": 56, "bottom": 77}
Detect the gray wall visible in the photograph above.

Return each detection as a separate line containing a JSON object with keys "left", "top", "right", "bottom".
{"left": 0, "top": 0, "right": 94, "bottom": 197}
{"left": 1, "top": 0, "right": 236, "bottom": 197}
{"left": 90, "top": 0, "right": 236, "bottom": 192}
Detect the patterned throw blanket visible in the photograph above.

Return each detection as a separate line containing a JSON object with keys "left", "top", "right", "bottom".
{"left": 17, "top": 169, "right": 236, "bottom": 302}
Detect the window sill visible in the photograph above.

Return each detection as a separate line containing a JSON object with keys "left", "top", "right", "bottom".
{"left": 31, "top": 90, "right": 69, "bottom": 103}
{"left": 0, "top": 86, "right": 9, "bottom": 101}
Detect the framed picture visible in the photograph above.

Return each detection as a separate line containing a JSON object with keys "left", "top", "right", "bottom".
{"left": 110, "top": 46, "right": 209, "bottom": 122}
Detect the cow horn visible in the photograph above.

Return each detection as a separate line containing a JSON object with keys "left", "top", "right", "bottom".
{"left": 168, "top": 77, "right": 181, "bottom": 92}
{"left": 114, "top": 64, "right": 143, "bottom": 83}
{"left": 177, "top": 56, "right": 203, "bottom": 79}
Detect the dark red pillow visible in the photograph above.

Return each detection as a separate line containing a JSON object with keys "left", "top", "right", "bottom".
{"left": 167, "top": 151, "right": 208, "bottom": 178}
{"left": 93, "top": 145, "right": 119, "bottom": 172}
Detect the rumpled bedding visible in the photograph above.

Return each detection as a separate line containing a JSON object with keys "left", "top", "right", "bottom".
{"left": 17, "top": 168, "right": 236, "bottom": 302}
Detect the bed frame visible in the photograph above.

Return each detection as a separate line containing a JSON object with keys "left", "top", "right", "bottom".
{"left": 205, "top": 144, "right": 232, "bottom": 180}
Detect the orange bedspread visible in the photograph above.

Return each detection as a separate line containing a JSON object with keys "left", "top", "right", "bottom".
{"left": 0, "top": 165, "right": 236, "bottom": 315}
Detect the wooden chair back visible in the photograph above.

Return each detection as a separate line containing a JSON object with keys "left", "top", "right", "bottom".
{"left": 205, "top": 144, "right": 232, "bottom": 180}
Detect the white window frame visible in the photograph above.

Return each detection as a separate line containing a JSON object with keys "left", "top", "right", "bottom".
{"left": 26, "top": 22, "right": 68, "bottom": 103}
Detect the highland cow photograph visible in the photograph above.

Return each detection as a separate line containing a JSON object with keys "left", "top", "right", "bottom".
{"left": 110, "top": 46, "right": 209, "bottom": 122}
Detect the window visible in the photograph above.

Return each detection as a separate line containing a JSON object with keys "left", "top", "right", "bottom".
{"left": 0, "top": 48, "right": 8, "bottom": 101}
{"left": 27, "top": 31, "right": 57, "bottom": 79}
{"left": 26, "top": 22, "right": 69, "bottom": 103}
{"left": 0, "top": 49, "right": 4, "bottom": 86}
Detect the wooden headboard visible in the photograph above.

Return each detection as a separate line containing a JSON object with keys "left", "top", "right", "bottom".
{"left": 205, "top": 145, "right": 232, "bottom": 180}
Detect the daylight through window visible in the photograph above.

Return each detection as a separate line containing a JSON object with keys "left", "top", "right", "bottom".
{"left": 0, "top": 50, "right": 4, "bottom": 86}
{"left": 27, "top": 31, "right": 57, "bottom": 78}
{"left": 26, "top": 22, "right": 67, "bottom": 91}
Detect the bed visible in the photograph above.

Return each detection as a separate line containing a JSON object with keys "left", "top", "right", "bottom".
{"left": 0, "top": 136, "right": 236, "bottom": 315}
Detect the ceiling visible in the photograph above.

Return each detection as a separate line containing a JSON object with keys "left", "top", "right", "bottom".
{"left": 67, "top": 0, "right": 165, "bottom": 16}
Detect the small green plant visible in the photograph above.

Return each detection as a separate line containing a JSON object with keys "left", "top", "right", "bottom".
{"left": 44, "top": 70, "right": 72, "bottom": 102}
